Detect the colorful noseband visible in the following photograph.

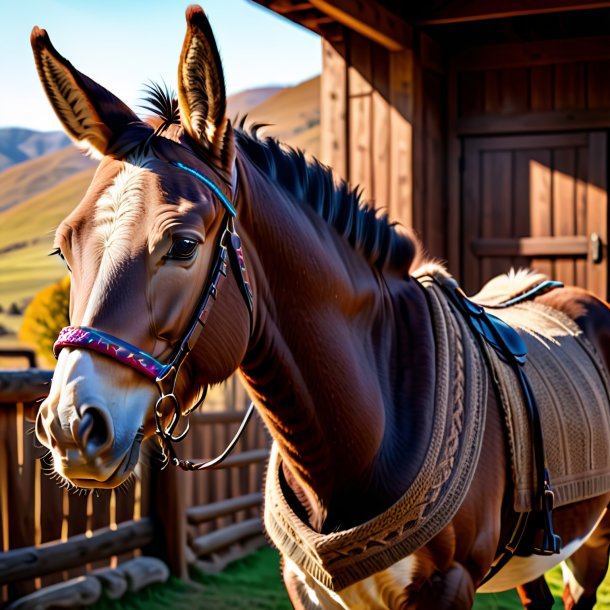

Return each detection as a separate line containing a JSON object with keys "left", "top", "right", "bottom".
{"left": 53, "top": 326, "right": 165, "bottom": 382}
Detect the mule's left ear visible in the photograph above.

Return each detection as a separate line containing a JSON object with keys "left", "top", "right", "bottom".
{"left": 31, "top": 26, "right": 141, "bottom": 158}
{"left": 178, "top": 5, "right": 234, "bottom": 171}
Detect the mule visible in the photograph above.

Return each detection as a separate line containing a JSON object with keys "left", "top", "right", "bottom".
{"left": 31, "top": 6, "right": 610, "bottom": 609}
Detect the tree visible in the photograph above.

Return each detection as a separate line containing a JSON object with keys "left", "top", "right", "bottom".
{"left": 19, "top": 275, "right": 70, "bottom": 367}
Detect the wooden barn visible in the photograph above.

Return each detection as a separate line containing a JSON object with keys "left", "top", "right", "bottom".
{"left": 253, "top": 0, "right": 610, "bottom": 300}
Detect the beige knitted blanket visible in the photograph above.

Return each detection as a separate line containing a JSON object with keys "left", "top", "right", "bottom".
{"left": 264, "top": 278, "right": 488, "bottom": 591}
{"left": 480, "top": 301, "right": 610, "bottom": 512}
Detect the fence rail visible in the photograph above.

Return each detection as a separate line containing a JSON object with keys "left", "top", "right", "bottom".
{"left": 0, "top": 519, "right": 153, "bottom": 586}
{"left": 0, "top": 360, "right": 270, "bottom": 607}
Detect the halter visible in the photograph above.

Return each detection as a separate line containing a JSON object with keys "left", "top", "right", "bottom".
{"left": 53, "top": 160, "right": 255, "bottom": 471}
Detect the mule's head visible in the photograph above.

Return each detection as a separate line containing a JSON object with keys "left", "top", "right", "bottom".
{"left": 32, "top": 6, "right": 251, "bottom": 488}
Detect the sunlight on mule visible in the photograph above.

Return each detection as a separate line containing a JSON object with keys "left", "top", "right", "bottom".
{"left": 30, "top": 5, "right": 610, "bottom": 609}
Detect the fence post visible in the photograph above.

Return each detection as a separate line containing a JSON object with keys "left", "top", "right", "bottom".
{"left": 143, "top": 460, "right": 188, "bottom": 580}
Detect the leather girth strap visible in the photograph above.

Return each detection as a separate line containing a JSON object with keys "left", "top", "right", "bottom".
{"left": 425, "top": 273, "right": 562, "bottom": 585}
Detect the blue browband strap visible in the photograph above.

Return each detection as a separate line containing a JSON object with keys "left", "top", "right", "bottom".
{"left": 171, "top": 161, "right": 237, "bottom": 216}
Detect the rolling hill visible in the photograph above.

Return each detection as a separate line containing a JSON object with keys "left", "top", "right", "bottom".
{"left": 0, "top": 145, "right": 96, "bottom": 213}
{"left": 227, "top": 86, "right": 284, "bottom": 118}
{"left": 0, "top": 127, "right": 69, "bottom": 173}
{"left": 241, "top": 76, "right": 320, "bottom": 157}
{"left": 0, "top": 77, "right": 321, "bottom": 338}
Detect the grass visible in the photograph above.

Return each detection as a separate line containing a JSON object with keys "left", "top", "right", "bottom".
{"left": 88, "top": 546, "right": 610, "bottom": 609}
{"left": 91, "top": 547, "right": 292, "bottom": 610}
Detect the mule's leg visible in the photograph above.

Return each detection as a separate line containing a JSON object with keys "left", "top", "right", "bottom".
{"left": 405, "top": 562, "right": 475, "bottom": 610}
{"left": 562, "top": 508, "right": 610, "bottom": 610}
{"left": 517, "top": 576, "right": 555, "bottom": 609}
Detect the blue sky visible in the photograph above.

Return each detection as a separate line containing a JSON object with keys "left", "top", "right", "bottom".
{"left": 0, "top": 0, "right": 321, "bottom": 131}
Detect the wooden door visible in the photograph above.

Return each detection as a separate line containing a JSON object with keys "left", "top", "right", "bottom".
{"left": 461, "top": 132, "right": 608, "bottom": 299}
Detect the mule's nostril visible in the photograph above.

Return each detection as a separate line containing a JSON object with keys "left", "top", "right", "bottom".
{"left": 77, "top": 407, "right": 114, "bottom": 459}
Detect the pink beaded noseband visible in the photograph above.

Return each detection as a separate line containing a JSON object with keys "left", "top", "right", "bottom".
{"left": 53, "top": 161, "right": 255, "bottom": 470}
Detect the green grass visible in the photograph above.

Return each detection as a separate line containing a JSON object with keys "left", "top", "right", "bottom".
{"left": 91, "top": 547, "right": 292, "bottom": 610}
{"left": 89, "top": 547, "right": 610, "bottom": 609}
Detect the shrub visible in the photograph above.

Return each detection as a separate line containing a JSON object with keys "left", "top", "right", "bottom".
{"left": 19, "top": 275, "right": 70, "bottom": 366}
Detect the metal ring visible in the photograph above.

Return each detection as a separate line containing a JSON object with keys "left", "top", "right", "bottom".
{"left": 154, "top": 393, "right": 192, "bottom": 443}
{"left": 155, "top": 393, "right": 180, "bottom": 437}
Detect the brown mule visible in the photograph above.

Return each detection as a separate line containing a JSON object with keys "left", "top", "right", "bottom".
{"left": 31, "top": 6, "right": 610, "bottom": 608}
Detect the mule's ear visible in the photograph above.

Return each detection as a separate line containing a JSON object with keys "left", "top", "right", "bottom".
{"left": 177, "top": 6, "right": 234, "bottom": 170}
{"left": 31, "top": 26, "right": 139, "bottom": 157}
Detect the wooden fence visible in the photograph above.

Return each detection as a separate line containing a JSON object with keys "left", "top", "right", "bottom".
{"left": 0, "top": 359, "right": 271, "bottom": 607}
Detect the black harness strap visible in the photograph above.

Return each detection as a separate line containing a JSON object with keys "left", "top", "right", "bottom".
{"left": 428, "top": 274, "right": 562, "bottom": 585}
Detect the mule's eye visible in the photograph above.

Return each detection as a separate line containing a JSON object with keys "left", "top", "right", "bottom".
{"left": 166, "top": 238, "right": 199, "bottom": 260}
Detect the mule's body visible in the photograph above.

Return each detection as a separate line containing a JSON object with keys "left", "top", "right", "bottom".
{"left": 30, "top": 6, "right": 610, "bottom": 608}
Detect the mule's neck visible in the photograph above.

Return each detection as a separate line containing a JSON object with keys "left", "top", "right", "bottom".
{"left": 235, "top": 151, "right": 435, "bottom": 532}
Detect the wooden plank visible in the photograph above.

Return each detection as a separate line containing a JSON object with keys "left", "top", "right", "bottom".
{"left": 456, "top": 109, "right": 610, "bottom": 136}
{"left": 114, "top": 481, "right": 136, "bottom": 566}
{"left": 187, "top": 493, "right": 263, "bottom": 525}
{"left": 389, "top": 49, "right": 414, "bottom": 229}
{"left": 471, "top": 236, "right": 589, "bottom": 257}
{"left": 0, "top": 519, "right": 153, "bottom": 585}
{"left": 6, "top": 404, "right": 36, "bottom": 599}
{"left": 447, "top": 66, "right": 461, "bottom": 278}
{"left": 423, "top": 70, "right": 446, "bottom": 260}
{"left": 484, "top": 70, "right": 501, "bottom": 113}
{"left": 0, "top": 351, "right": 37, "bottom": 367}
{"left": 191, "top": 411, "right": 253, "bottom": 424}
{"left": 552, "top": 148, "right": 577, "bottom": 285}
{"left": 586, "top": 132, "right": 608, "bottom": 298}
{"left": 144, "top": 465, "right": 187, "bottom": 579}
{"left": 372, "top": 43, "right": 390, "bottom": 208}
{"left": 420, "top": 33, "right": 445, "bottom": 74}
{"left": 348, "top": 33, "right": 373, "bottom": 199}
{"left": 203, "top": 448, "right": 269, "bottom": 470}
{"left": 416, "top": 0, "right": 610, "bottom": 25}
{"left": 191, "top": 518, "right": 262, "bottom": 557}
{"left": 529, "top": 149, "right": 554, "bottom": 277}
{"left": 587, "top": 60, "right": 610, "bottom": 108}
{"left": 411, "top": 56, "right": 425, "bottom": 242}
{"left": 308, "top": 0, "right": 412, "bottom": 51}
{"left": 0, "top": 370, "right": 52, "bottom": 403}
{"left": 462, "top": 139, "right": 482, "bottom": 291}
{"left": 529, "top": 66, "right": 554, "bottom": 112}
{"left": 320, "top": 39, "right": 348, "bottom": 180}
{"left": 554, "top": 62, "right": 586, "bottom": 110}
{"left": 454, "top": 37, "right": 610, "bottom": 71}
{"left": 481, "top": 150, "right": 513, "bottom": 281}
{"left": 501, "top": 68, "right": 529, "bottom": 114}
{"left": 458, "top": 71, "right": 484, "bottom": 117}
{"left": 513, "top": 150, "right": 534, "bottom": 271}
{"left": 266, "top": 1, "right": 314, "bottom": 15}
{"left": 575, "top": 146, "right": 588, "bottom": 288}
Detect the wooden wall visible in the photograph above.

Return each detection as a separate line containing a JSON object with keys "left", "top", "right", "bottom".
{"left": 450, "top": 37, "right": 610, "bottom": 297}
{"left": 319, "top": 22, "right": 609, "bottom": 296}
{"left": 320, "top": 31, "right": 448, "bottom": 263}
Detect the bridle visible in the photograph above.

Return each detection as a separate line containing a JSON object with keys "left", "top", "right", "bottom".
{"left": 53, "top": 159, "right": 255, "bottom": 471}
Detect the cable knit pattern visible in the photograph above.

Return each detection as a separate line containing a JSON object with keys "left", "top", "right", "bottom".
{"left": 263, "top": 278, "right": 487, "bottom": 592}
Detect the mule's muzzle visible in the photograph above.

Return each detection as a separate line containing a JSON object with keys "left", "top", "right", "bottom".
{"left": 36, "top": 399, "right": 144, "bottom": 489}
{"left": 58, "top": 432, "right": 143, "bottom": 489}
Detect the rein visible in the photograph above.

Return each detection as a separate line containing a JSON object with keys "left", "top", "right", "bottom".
{"left": 53, "top": 159, "right": 255, "bottom": 471}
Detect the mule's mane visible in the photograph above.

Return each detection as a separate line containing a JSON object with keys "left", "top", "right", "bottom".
{"left": 138, "top": 85, "right": 418, "bottom": 274}
{"left": 234, "top": 126, "right": 417, "bottom": 274}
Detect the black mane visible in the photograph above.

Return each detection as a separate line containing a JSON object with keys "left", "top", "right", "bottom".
{"left": 138, "top": 85, "right": 417, "bottom": 274}
{"left": 234, "top": 126, "right": 416, "bottom": 273}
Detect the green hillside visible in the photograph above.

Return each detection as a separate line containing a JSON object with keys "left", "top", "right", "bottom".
{"left": 0, "top": 78, "right": 320, "bottom": 346}
{"left": 0, "top": 167, "right": 95, "bottom": 312}
{"left": 0, "top": 144, "right": 95, "bottom": 213}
